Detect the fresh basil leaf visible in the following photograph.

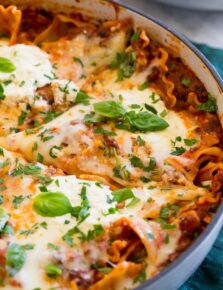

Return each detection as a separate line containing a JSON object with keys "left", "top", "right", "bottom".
{"left": 94, "top": 101, "right": 126, "bottom": 118}
{"left": 33, "top": 192, "right": 72, "bottom": 217}
{"left": 144, "top": 103, "right": 158, "bottom": 114}
{"left": 6, "top": 243, "right": 26, "bottom": 276}
{"left": 75, "top": 91, "right": 91, "bottom": 105}
{"left": 170, "top": 146, "right": 186, "bottom": 156}
{"left": 184, "top": 138, "right": 197, "bottom": 146}
{"left": 126, "top": 111, "right": 169, "bottom": 132}
{"left": 112, "top": 188, "right": 134, "bottom": 203}
{"left": 0, "top": 57, "right": 16, "bottom": 73}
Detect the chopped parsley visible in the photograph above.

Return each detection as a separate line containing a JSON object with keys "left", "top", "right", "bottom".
{"left": 160, "top": 109, "right": 168, "bottom": 118}
{"left": 18, "top": 111, "right": 28, "bottom": 125}
{"left": 42, "top": 111, "right": 61, "bottom": 123}
{"left": 49, "top": 146, "right": 63, "bottom": 159}
{"left": 144, "top": 103, "right": 158, "bottom": 114}
{"left": 197, "top": 94, "right": 217, "bottom": 113}
{"left": 155, "top": 218, "right": 176, "bottom": 230}
{"left": 6, "top": 243, "right": 26, "bottom": 276}
{"left": 12, "top": 195, "right": 30, "bottom": 209}
{"left": 47, "top": 243, "right": 60, "bottom": 250}
{"left": 130, "top": 155, "right": 156, "bottom": 172}
{"left": 138, "top": 81, "right": 149, "bottom": 91}
{"left": 110, "top": 51, "right": 136, "bottom": 82}
{"left": 0, "top": 147, "right": 4, "bottom": 156}
{"left": 32, "top": 142, "right": 38, "bottom": 152}
{"left": 38, "top": 129, "right": 54, "bottom": 142}
{"left": 160, "top": 203, "right": 179, "bottom": 219}
{"left": 11, "top": 163, "right": 41, "bottom": 176}
{"left": 71, "top": 186, "right": 90, "bottom": 224}
{"left": 93, "top": 127, "right": 117, "bottom": 136}
{"left": 170, "top": 136, "right": 186, "bottom": 156}
{"left": 0, "top": 83, "right": 5, "bottom": 100}
{"left": 149, "top": 92, "right": 159, "bottom": 104}
{"left": 73, "top": 57, "right": 84, "bottom": 67}
{"left": 45, "top": 264, "right": 62, "bottom": 278}
{"left": 19, "top": 222, "right": 47, "bottom": 236}
{"left": 37, "top": 153, "right": 44, "bottom": 163}
{"left": 181, "top": 78, "right": 191, "bottom": 86}
{"left": 136, "top": 135, "right": 145, "bottom": 146}
{"left": 131, "top": 30, "right": 140, "bottom": 42}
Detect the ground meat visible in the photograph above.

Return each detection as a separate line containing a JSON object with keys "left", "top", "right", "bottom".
{"left": 36, "top": 84, "right": 54, "bottom": 103}
{"left": 166, "top": 56, "right": 208, "bottom": 103}
{"left": 19, "top": 9, "right": 53, "bottom": 41}
{"left": 0, "top": 248, "right": 7, "bottom": 281}
{"left": 148, "top": 66, "right": 160, "bottom": 82}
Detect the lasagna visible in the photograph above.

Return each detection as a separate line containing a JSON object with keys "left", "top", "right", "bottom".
{"left": 0, "top": 4, "right": 222, "bottom": 290}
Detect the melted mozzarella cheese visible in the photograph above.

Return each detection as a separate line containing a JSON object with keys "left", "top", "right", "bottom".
{"left": 51, "top": 79, "right": 79, "bottom": 105}
{"left": 0, "top": 86, "right": 194, "bottom": 186}
{"left": 114, "top": 88, "right": 188, "bottom": 166}
{"left": 3, "top": 174, "right": 183, "bottom": 290}
{"left": 0, "top": 149, "right": 207, "bottom": 290}
{"left": 0, "top": 44, "right": 53, "bottom": 105}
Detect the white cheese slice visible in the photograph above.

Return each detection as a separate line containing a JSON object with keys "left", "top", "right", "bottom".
{"left": 51, "top": 79, "right": 79, "bottom": 105}
{"left": 0, "top": 44, "right": 53, "bottom": 106}
{"left": 3, "top": 175, "right": 186, "bottom": 290}
{"left": 114, "top": 88, "right": 188, "bottom": 166}
{"left": 0, "top": 146, "right": 206, "bottom": 290}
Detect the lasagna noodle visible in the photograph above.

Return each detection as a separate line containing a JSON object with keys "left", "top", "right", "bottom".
{"left": 0, "top": 7, "right": 222, "bottom": 290}
{"left": 0, "top": 5, "right": 21, "bottom": 44}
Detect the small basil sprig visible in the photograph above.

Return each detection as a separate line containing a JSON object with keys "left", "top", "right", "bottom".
{"left": 93, "top": 100, "right": 169, "bottom": 132}
{"left": 6, "top": 243, "right": 26, "bottom": 276}
{"left": 110, "top": 51, "right": 136, "bottom": 82}
{"left": 126, "top": 111, "right": 169, "bottom": 131}
{"left": 0, "top": 57, "right": 16, "bottom": 73}
{"left": 33, "top": 192, "right": 72, "bottom": 217}
{"left": 94, "top": 100, "right": 126, "bottom": 118}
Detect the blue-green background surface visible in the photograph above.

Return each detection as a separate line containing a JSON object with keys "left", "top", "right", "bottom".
{"left": 179, "top": 43, "right": 223, "bottom": 290}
